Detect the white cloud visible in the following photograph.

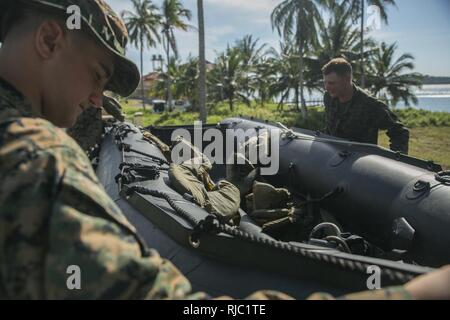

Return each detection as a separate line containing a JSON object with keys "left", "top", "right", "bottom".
{"left": 370, "top": 30, "right": 403, "bottom": 40}
{"left": 114, "top": 0, "right": 278, "bottom": 73}
{"left": 205, "top": 0, "right": 281, "bottom": 13}
{"left": 173, "top": 30, "right": 198, "bottom": 58}
{"left": 170, "top": 25, "right": 236, "bottom": 61}
{"left": 251, "top": 17, "right": 271, "bottom": 25}
{"left": 208, "top": 25, "right": 236, "bottom": 37}
{"left": 175, "top": 24, "right": 235, "bottom": 50}
{"left": 108, "top": 0, "right": 131, "bottom": 15}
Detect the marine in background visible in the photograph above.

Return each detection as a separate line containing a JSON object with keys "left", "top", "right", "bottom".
{"left": 322, "top": 58, "right": 410, "bottom": 154}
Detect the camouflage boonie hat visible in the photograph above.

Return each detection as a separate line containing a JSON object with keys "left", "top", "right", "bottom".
{"left": 0, "top": 0, "right": 140, "bottom": 97}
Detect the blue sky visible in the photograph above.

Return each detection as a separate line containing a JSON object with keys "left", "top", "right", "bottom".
{"left": 109, "top": 0, "right": 450, "bottom": 77}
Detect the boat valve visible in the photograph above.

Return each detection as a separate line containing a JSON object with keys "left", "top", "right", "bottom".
{"left": 413, "top": 180, "right": 431, "bottom": 192}
{"left": 406, "top": 179, "right": 431, "bottom": 200}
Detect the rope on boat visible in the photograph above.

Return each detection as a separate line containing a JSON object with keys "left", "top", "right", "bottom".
{"left": 125, "top": 185, "right": 417, "bottom": 285}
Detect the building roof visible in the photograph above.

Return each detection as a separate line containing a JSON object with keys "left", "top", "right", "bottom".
{"left": 142, "top": 72, "right": 161, "bottom": 82}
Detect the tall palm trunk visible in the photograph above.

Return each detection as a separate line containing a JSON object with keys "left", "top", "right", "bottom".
{"left": 299, "top": 54, "right": 307, "bottom": 118}
{"left": 140, "top": 37, "right": 146, "bottom": 110}
{"left": 360, "top": 0, "right": 366, "bottom": 88}
{"left": 298, "top": 33, "right": 307, "bottom": 118}
{"left": 197, "top": 0, "right": 207, "bottom": 123}
{"left": 228, "top": 89, "right": 234, "bottom": 111}
{"left": 260, "top": 87, "right": 265, "bottom": 107}
{"left": 164, "top": 33, "right": 173, "bottom": 112}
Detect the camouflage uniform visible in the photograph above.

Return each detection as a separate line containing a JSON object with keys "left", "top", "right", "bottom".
{"left": 0, "top": 77, "right": 211, "bottom": 299}
{"left": 0, "top": 0, "right": 414, "bottom": 300}
{"left": 324, "top": 85, "right": 410, "bottom": 154}
{"left": 0, "top": 0, "right": 207, "bottom": 300}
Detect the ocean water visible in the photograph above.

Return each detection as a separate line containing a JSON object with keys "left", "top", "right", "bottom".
{"left": 395, "top": 84, "right": 450, "bottom": 112}
{"left": 301, "top": 84, "right": 450, "bottom": 112}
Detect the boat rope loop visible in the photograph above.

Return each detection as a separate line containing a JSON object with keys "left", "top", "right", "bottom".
{"left": 115, "top": 162, "right": 166, "bottom": 184}
{"left": 126, "top": 185, "right": 416, "bottom": 284}
{"left": 309, "top": 222, "right": 342, "bottom": 239}
{"left": 114, "top": 123, "right": 138, "bottom": 140}
{"left": 435, "top": 171, "right": 450, "bottom": 185}
{"left": 118, "top": 142, "right": 170, "bottom": 166}
{"left": 190, "top": 214, "right": 221, "bottom": 246}
{"left": 308, "top": 223, "right": 354, "bottom": 254}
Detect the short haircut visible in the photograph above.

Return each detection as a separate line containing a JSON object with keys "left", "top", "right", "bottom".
{"left": 2, "top": 3, "right": 61, "bottom": 40}
{"left": 322, "top": 58, "right": 353, "bottom": 76}
{"left": 1, "top": 2, "right": 86, "bottom": 44}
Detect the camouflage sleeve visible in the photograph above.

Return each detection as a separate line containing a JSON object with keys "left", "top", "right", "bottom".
{"left": 373, "top": 100, "right": 410, "bottom": 154}
{"left": 0, "top": 118, "right": 207, "bottom": 300}
{"left": 307, "top": 286, "right": 414, "bottom": 300}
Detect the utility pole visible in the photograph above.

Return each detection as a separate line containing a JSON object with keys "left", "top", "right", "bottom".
{"left": 360, "top": 0, "right": 366, "bottom": 88}
{"left": 198, "top": 0, "right": 207, "bottom": 123}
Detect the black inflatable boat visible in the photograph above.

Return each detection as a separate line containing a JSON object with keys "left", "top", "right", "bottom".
{"left": 95, "top": 117, "right": 450, "bottom": 299}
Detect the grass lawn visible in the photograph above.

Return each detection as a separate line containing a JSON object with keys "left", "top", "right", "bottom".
{"left": 379, "top": 127, "right": 450, "bottom": 170}
{"left": 121, "top": 99, "right": 450, "bottom": 170}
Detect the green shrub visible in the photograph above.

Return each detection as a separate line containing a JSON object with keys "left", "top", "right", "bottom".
{"left": 121, "top": 99, "right": 449, "bottom": 129}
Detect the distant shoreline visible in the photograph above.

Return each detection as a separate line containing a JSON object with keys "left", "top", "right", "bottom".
{"left": 422, "top": 76, "right": 450, "bottom": 85}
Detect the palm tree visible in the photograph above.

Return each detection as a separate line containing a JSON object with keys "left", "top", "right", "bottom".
{"left": 266, "top": 40, "right": 304, "bottom": 111}
{"left": 161, "top": 0, "right": 193, "bottom": 111}
{"left": 366, "top": 42, "right": 423, "bottom": 106}
{"left": 234, "top": 35, "right": 268, "bottom": 99}
{"left": 151, "top": 57, "right": 199, "bottom": 107}
{"left": 197, "top": 0, "right": 207, "bottom": 123}
{"left": 306, "top": 2, "right": 377, "bottom": 90}
{"left": 339, "top": 0, "right": 397, "bottom": 88}
{"left": 174, "top": 57, "right": 200, "bottom": 107}
{"left": 150, "top": 57, "right": 176, "bottom": 100}
{"left": 208, "top": 47, "right": 250, "bottom": 111}
{"left": 235, "top": 35, "right": 268, "bottom": 68}
{"left": 253, "top": 57, "right": 277, "bottom": 107}
{"left": 122, "top": 0, "right": 161, "bottom": 110}
{"left": 271, "top": 0, "right": 326, "bottom": 117}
